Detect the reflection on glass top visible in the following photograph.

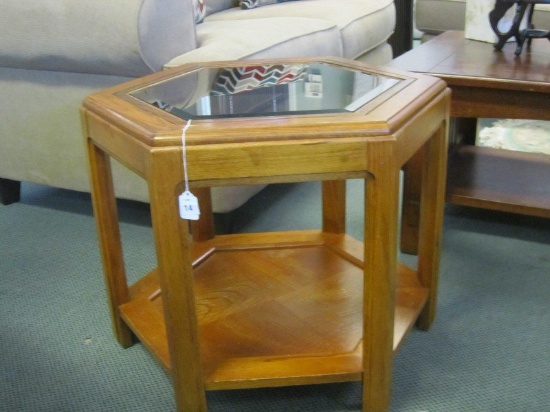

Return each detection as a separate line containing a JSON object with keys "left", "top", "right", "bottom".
{"left": 129, "top": 62, "right": 401, "bottom": 120}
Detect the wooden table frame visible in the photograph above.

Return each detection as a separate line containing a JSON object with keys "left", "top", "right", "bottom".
{"left": 82, "top": 57, "right": 449, "bottom": 411}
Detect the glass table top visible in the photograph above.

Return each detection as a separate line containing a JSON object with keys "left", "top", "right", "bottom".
{"left": 129, "top": 62, "right": 401, "bottom": 120}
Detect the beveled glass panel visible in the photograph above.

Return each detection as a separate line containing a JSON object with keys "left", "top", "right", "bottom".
{"left": 129, "top": 62, "right": 400, "bottom": 120}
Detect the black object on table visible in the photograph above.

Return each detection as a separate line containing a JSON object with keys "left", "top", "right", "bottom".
{"left": 490, "top": 0, "right": 550, "bottom": 55}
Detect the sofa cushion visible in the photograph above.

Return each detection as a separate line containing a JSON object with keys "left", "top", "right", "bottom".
{"left": 165, "top": 17, "right": 342, "bottom": 68}
{"left": 207, "top": 0, "right": 395, "bottom": 60}
{"left": 0, "top": 0, "right": 197, "bottom": 77}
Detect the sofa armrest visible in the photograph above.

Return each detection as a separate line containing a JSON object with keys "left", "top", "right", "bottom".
{"left": 0, "top": 0, "right": 198, "bottom": 77}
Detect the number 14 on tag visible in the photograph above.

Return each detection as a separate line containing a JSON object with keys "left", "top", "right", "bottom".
{"left": 179, "top": 191, "right": 200, "bottom": 220}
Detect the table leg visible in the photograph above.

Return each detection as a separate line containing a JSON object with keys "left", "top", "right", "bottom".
{"left": 191, "top": 187, "right": 215, "bottom": 242}
{"left": 416, "top": 121, "right": 448, "bottom": 330}
{"left": 148, "top": 151, "right": 207, "bottom": 412}
{"left": 362, "top": 160, "right": 400, "bottom": 411}
{"left": 322, "top": 180, "right": 346, "bottom": 234}
{"left": 86, "top": 139, "right": 133, "bottom": 347}
{"left": 402, "top": 116, "right": 471, "bottom": 255}
{"left": 400, "top": 149, "right": 423, "bottom": 254}
{"left": 449, "top": 117, "right": 477, "bottom": 149}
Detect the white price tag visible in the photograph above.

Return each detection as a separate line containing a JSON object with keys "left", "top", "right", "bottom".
{"left": 178, "top": 190, "right": 200, "bottom": 220}
{"left": 178, "top": 120, "right": 201, "bottom": 221}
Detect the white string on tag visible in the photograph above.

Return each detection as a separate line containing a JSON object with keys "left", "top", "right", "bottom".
{"left": 178, "top": 119, "right": 200, "bottom": 220}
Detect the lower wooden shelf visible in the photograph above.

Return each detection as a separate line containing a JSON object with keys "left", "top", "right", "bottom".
{"left": 447, "top": 145, "right": 550, "bottom": 217}
{"left": 119, "top": 230, "right": 428, "bottom": 390}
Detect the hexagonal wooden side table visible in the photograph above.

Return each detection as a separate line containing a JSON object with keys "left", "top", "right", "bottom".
{"left": 81, "top": 57, "right": 449, "bottom": 411}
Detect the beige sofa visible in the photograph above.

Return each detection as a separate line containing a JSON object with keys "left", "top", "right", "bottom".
{"left": 0, "top": 0, "right": 397, "bottom": 213}
{"left": 416, "top": 0, "right": 550, "bottom": 40}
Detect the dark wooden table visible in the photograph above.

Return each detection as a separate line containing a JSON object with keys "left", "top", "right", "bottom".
{"left": 389, "top": 30, "right": 550, "bottom": 253}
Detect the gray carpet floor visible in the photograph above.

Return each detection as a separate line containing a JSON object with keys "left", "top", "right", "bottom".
{"left": 1, "top": 181, "right": 549, "bottom": 411}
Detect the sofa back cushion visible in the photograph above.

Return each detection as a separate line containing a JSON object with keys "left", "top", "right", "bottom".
{"left": 0, "top": 0, "right": 198, "bottom": 77}
{"left": 208, "top": 0, "right": 394, "bottom": 60}
{"left": 165, "top": 17, "right": 343, "bottom": 68}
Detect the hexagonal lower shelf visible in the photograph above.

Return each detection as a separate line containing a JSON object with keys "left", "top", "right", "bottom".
{"left": 120, "top": 230, "right": 428, "bottom": 390}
